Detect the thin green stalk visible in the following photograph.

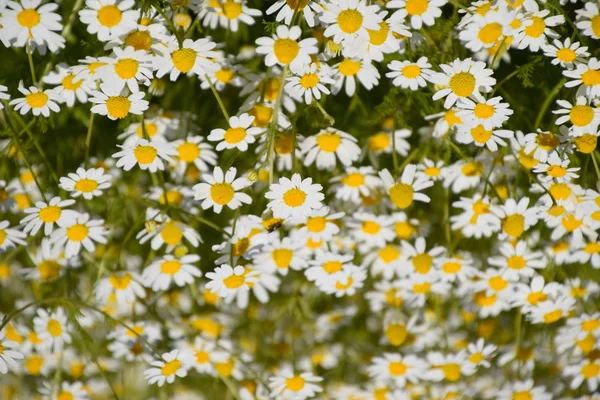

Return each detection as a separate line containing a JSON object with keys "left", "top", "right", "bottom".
{"left": 26, "top": 41, "right": 37, "bottom": 86}
{"left": 84, "top": 113, "right": 95, "bottom": 169}
{"left": 534, "top": 78, "right": 566, "bottom": 130}
{"left": 391, "top": 130, "right": 400, "bottom": 178}
{"left": 268, "top": 66, "right": 289, "bottom": 185}
{"left": 592, "top": 152, "right": 600, "bottom": 180}
{"left": 315, "top": 101, "right": 334, "bottom": 126}
{"left": 156, "top": 7, "right": 183, "bottom": 47}
{"left": 205, "top": 74, "right": 230, "bottom": 120}
{"left": 220, "top": 376, "right": 242, "bottom": 400}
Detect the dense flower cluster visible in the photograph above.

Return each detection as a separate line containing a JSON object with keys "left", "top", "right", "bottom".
{"left": 1, "top": 0, "right": 600, "bottom": 398}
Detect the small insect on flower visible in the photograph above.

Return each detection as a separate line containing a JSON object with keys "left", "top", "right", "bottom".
{"left": 112, "top": 138, "right": 177, "bottom": 172}
{"left": 379, "top": 165, "right": 433, "bottom": 210}
{"left": 265, "top": 173, "right": 324, "bottom": 220}
{"left": 144, "top": 349, "right": 195, "bottom": 387}
{"left": 193, "top": 166, "right": 252, "bottom": 213}
{"left": 59, "top": 167, "right": 112, "bottom": 200}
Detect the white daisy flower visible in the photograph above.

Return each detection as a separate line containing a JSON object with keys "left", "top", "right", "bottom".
{"left": 554, "top": 96, "right": 600, "bottom": 136}
{"left": 9, "top": 84, "right": 60, "bottom": 117}
{"left": 112, "top": 138, "right": 177, "bottom": 172}
{"left": 268, "top": 367, "right": 323, "bottom": 399}
{"left": 0, "top": 86, "right": 10, "bottom": 109}
{"left": 143, "top": 349, "right": 195, "bottom": 387}
{"left": 368, "top": 129, "right": 411, "bottom": 156}
{"left": 49, "top": 213, "right": 108, "bottom": 258}
{"left": 78, "top": 0, "right": 140, "bottom": 42}
{"left": 542, "top": 38, "right": 589, "bottom": 69}
{"left": 173, "top": 136, "right": 217, "bottom": 174}
{"left": 564, "top": 359, "right": 600, "bottom": 392}
{"left": 301, "top": 128, "right": 361, "bottom": 170}
{"left": 256, "top": 25, "right": 317, "bottom": 70}
{"left": 455, "top": 123, "right": 514, "bottom": 151}
{"left": 430, "top": 58, "right": 496, "bottom": 109}
{"left": 367, "top": 353, "right": 427, "bottom": 387}
{"left": 492, "top": 197, "right": 539, "bottom": 239}
{"left": 140, "top": 219, "right": 201, "bottom": 252}
{"left": 89, "top": 83, "right": 149, "bottom": 120}
{"left": 187, "top": 337, "right": 228, "bottom": 375}
{"left": 379, "top": 165, "right": 433, "bottom": 210}
{"left": 96, "top": 46, "right": 154, "bottom": 93}
{"left": 330, "top": 166, "right": 381, "bottom": 204}
{"left": 563, "top": 57, "right": 600, "bottom": 99}
{"left": 522, "top": 129, "right": 564, "bottom": 162}
{"left": 193, "top": 166, "right": 252, "bottom": 213}
{"left": 207, "top": 113, "right": 261, "bottom": 152}
{"left": 0, "top": 330, "right": 23, "bottom": 374}
{"left": 59, "top": 168, "right": 112, "bottom": 200}
{"left": 0, "top": 0, "right": 65, "bottom": 53}
{"left": 331, "top": 57, "right": 380, "bottom": 97}
{"left": 342, "top": 14, "right": 411, "bottom": 62}
{"left": 576, "top": 2, "right": 600, "bottom": 39}
{"left": 143, "top": 254, "right": 202, "bottom": 291}
{"left": 456, "top": 96, "right": 513, "bottom": 130}
{"left": 154, "top": 38, "right": 218, "bottom": 81}
{"left": 386, "top": 57, "right": 433, "bottom": 90}
{"left": 286, "top": 63, "right": 334, "bottom": 105}
{"left": 33, "top": 308, "right": 71, "bottom": 352}
{"left": 197, "top": 0, "right": 262, "bottom": 32}
{"left": 488, "top": 241, "right": 545, "bottom": 281}
{"left": 23, "top": 238, "right": 66, "bottom": 281}
{"left": 514, "top": 9, "right": 564, "bottom": 52}
{"left": 95, "top": 271, "right": 146, "bottom": 305}
{"left": 528, "top": 296, "right": 576, "bottom": 325}
{"left": 320, "top": 0, "right": 382, "bottom": 44}
{"left": 253, "top": 237, "right": 309, "bottom": 275}
{"left": 205, "top": 264, "right": 259, "bottom": 298}
{"left": 387, "top": 0, "right": 446, "bottom": 29}
{"left": 39, "top": 380, "right": 89, "bottom": 400}
{"left": 266, "top": 0, "right": 322, "bottom": 27}
{"left": 265, "top": 173, "right": 324, "bottom": 220}
{"left": 533, "top": 153, "right": 580, "bottom": 184}
{"left": 21, "top": 197, "right": 78, "bottom": 236}
{"left": 42, "top": 63, "right": 94, "bottom": 107}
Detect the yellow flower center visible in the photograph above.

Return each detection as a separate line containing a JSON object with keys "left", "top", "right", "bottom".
{"left": 106, "top": 96, "right": 131, "bottom": 119}
{"left": 575, "top": 134, "right": 597, "bottom": 153}
{"left": 442, "top": 363, "right": 461, "bottom": 381}
{"left": 210, "top": 183, "right": 235, "bottom": 205}
{"left": 223, "top": 274, "right": 245, "bottom": 289}
{"left": 583, "top": 319, "right": 600, "bottom": 331}
{"left": 503, "top": 214, "right": 525, "bottom": 237}
{"left": 556, "top": 48, "right": 576, "bottom": 63}
{"left": 445, "top": 110, "right": 463, "bottom": 126}
{"left": 75, "top": 179, "right": 98, "bottom": 193}
{"left": 114, "top": 58, "right": 139, "bottom": 80}
{"left": 577, "top": 334, "right": 595, "bottom": 353}
{"left": 17, "top": 9, "right": 40, "bottom": 28}
{"left": 47, "top": 319, "right": 63, "bottom": 337}
{"left": 136, "top": 122, "right": 158, "bottom": 138}
{"left": 513, "top": 392, "right": 533, "bottom": 400}
{"left": 97, "top": 5, "right": 122, "bottom": 27}
{"left": 585, "top": 242, "right": 600, "bottom": 254}
{"left": 316, "top": 132, "right": 341, "bottom": 152}
{"left": 412, "top": 253, "right": 433, "bottom": 274}
{"left": 469, "top": 352, "right": 484, "bottom": 364}
{"left": 388, "top": 361, "right": 407, "bottom": 375}
{"left": 161, "top": 260, "right": 182, "bottom": 275}
{"left": 570, "top": 105, "right": 594, "bottom": 127}
{"left": 283, "top": 188, "right": 307, "bottom": 207}
{"left": 549, "top": 183, "right": 570, "bottom": 200}
{"left": 582, "top": 363, "right": 600, "bottom": 378}
{"left": 285, "top": 0, "right": 309, "bottom": 11}
{"left": 489, "top": 276, "right": 507, "bottom": 291}
{"left": 222, "top": 1, "right": 242, "bottom": 19}
{"left": 379, "top": 245, "right": 400, "bottom": 263}
{"left": 443, "top": 261, "right": 461, "bottom": 274}
{"left": 275, "top": 133, "right": 294, "bottom": 154}
{"left": 0, "top": 264, "right": 10, "bottom": 280}
{"left": 449, "top": 72, "right": 476, "bottom": 97}
{"left": 474, "top": 103, "right": 495, "bottom": 119}
{"left": 233, "top": 237, "right": 249, "bottom": 257}
{"left": 196, "top": 351, "right": 210, "bottom": 364}
{"left": 526, "top": 291, "right": 547, "bottom": 305}
{"left": 369, "top": 132, "right": 390, "bottom": 151}
{"left": 125, "top": 30, "right": 153, "bottom": 51}
{"left": 405, "top": 0, "right": 429, "bottom": 15}
{"left": 177, "top": 142, "right": 200, "bottom": 162}
{"left": 62, "top": 75, "right": 83, "bottom": 91}
{"left": 341, "top": 172, "right": 364, "bottom": 188}
{"left": 273, "top": 39, "right": 300, "bottom": 64}
{"left": 548, "top": 205, "right": 564, "bottom": 217}
{"left": 546, "top": 165, "right": 566, "bottom": 178}
{"left": 224, "top": 127, "right": 247, "bottom": 144}
{"left": 300, "top": 73, "right": 320, "bottom": 89}
{"left": 38, "top": 260, "right": 62, "bottom": 280}
{"left": 367, "top": 22, "right": 389, "bottom": 46}
{"left": 285, "top": 376, "right": 306, "bottom": 392}
{"left": 172, "top": 48, "right": 197, "bottom": 73}
{"left": 561, "top": 214, "right": 582, "bottom": 232}
{"left": 385, "top": 324, "right": 407, "bottom": 346}
{"left": 215, "top": 359, "right": 234, "bottom": 376}
{"left": 57, "top": 392, "right": 74, "bottom": 400}
{"left": 524, "top": 16, "right": 545, "bottom": 38}
{"left": 323, "top": 261, "right": 343, "bottom": 274}
{"left": 337, "top": 9, "right": 363, "bottom": 33}
{"left": 478, "top": 22, "right": 502, "bottom": 44}
{"left": 362, "top": 221, "right": 380, "bottom": 235}
{"left": 582, "top": 69, "right": 600, "bottom": 86}
{"left": 215, "top": 68, "right": 235, "bottom": 83}
{"left": 133, "top": 145, "right": 157, "bottom": 165}
{"left": 519, "top": 148, "right": 539, "bottom": 169}
{"left": 401, "top": 64, "right": 421, "bottom": 78}
{"left": 306, "top": 216, "right": 326, "bottom": 232}
{"left": 536, "top": 132, "right": 560, "bottom": 150}
{"left": 335, "top": 276, "right": 354, "bottom": 290}
{"left": 160, "top": 221, "right": 183, "bottom": 246}
{"left": 507, "top": 255, "right": 526, "bottom": 270}
{"left": 544, "top": 309, "right": 563, "bottom": 323}
{"left": 66, "top": 224, "right": 89, "bottom": 242}
{"left": 272, "top": 249, "right": 293, "bottom": 268}
{"left": 109, "top": 274, "right": 132, "bottom": 290}
{"left": 471, "top": 125, "right": 493, "bottom": 144}
{"left": 338, "top": 59, "right": 361, "bottom": 77}
{"left": 592, "top": 15, "right": 600, "bottom": 37}
{"left": 388, "top": 183, "right": 414, "bottom": 209}
{"left": 26, "top": 92, "right": 49, "bottom": 108}
{"left": 25, "top": 355, "right": 44, "bottom": 375}
{"left": 161, "top": 360, "right": 182, "bottom": 376}
{"left": 39, "top": 205, "right": 62, "bottom": 223}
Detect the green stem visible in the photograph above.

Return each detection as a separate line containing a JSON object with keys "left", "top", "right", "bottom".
{"left": 205, "top": 74, "right": 230, "bottom": 120}
{"left": 592, "top": 152, "right": 600, "bottom": 180}
{"left": 84, "top": 113, "right": 95, "bottom": 169}
{"left": 220, "top": 376, "right": 241, "bottom": 400}
{"left": 268, "top": 66, "right": 288, "bottom": 185}
{"left": 26, "top": 41, "right": 37, "bottom": 86}
{"left": 156, "top": 7, "right": 183, "bottom": 47}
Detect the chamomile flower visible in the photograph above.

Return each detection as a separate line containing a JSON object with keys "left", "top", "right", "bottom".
{"left": 301, "top": 128, "right": 361, "bottom": 170}
{"left": 401, "top": 236, "right": 445, "bottom": 276}
{"left": 0, "top": 86, "right": 10, "bottom": 109}
{"left": 533, "top": 153, "right": 580, "bottom": 184}
{"left": 285, "top": 63, "right": 334, "bottom": 104}
{"left": 201, "top": 0, "right": 262, "bottom": 32}
{"left": 42, "top": 64, "right": 94, "bottom": 107}
{"left": 205, "top": 264, "right": 259, "bottom": 298}
{"left": 348, "top": 213, "right": 395, "bottom": 249}
{"left": 330, "top": 166, "right": 381, "bottom": 204}
{"left": 39, "top": 381, "right": 89, "bottom": 400}
{"left": 563, "top": 57, "right": 600, "bottom": 99}
{"left": 154, "top": 38, "right": 218, "bottom": 81}
{"left": 456, "top": 96, "right": 513, "bottom": 130}
{"left": 430, "top": 58, "right": 496, "bottom": 109}
{"left": 95, "top": 271, "right": 146, "bottom": 305}
{"left": 89, "top": 83, "right": 149, "bottom": 120}
{"left": 33, "top": 308, "right": 71, "bottom": 352}
{"left": 266, "top": 0, "right": 322, "bottom": 27}
{"left": 49, "top": 213, "right": 108, "bottom": 258}
{"left": 193, "top": 166, "right": 252, "bottom": 213}
{"left": 576, "top": 2, "right": 600, "bottom": 39}
{"left": 21, "top": 197, "right": 79, "bottom": 238}
{"left": 254, "top": 237, "right": 309, "bottom": 275}
{"left": 78, "top": 0, "right": 140, "bottom": 42}
{"left": 0, "top": 330, "right": 23, "bottom": 374}
{"left": 497, "top": 379, "right": 553, "bottom": 400}
{"left": 387, "top": 0, "right": 446, "bottom": 29}
{"left": 173, "top": 136, "right": 217, "bottom": 174}
{"left": 542, "top": 38, "right": 589, "bottom": 69}
{"left": 320, "top": 0, "right": 382, "bottom": 43}
{"left": 112, "top": 139, "right": 177, "bottom": 172}
{"left": 207, "top": 113, "right": 261, "bottom": 152}
{"left": 0, "top": 0, "right": 65, "bottom": 53}
{"left": 564, "top": 359, "right": 600, "bottom": 392}
{"left": 331, "top": 57, "right": 380, "bottom": 97}
{"left": 9, "top": 85, "right": 60, "bottom": 117}
{"left": 268, "top": 368, "right": 323, "bottom": 400}
{"left": 255, "top": 25, "right": 317, "bottom": 69}
{"left": 514, "top": 10, "right": 564, "bottom": 52}
{"left": 488, "top": 241, "right": 545, "bottom": 281}
{"left": 97, "top": 46, "right": 154, "bottom": 93}
{"left": 554, "top": 97, "right": 600, "bottom": 135}
{"left": 455, "top": 124, "right": 513, "bottom": 151}
{"left": 386, "top": 57, "right": 433, "bottom": 90}
{"left": 492, "top": 197, "right": 539, "bottom": 239}
{"left": 143, "top": 254, "right": 202, "bottom": 291}
{"left": 379, "top": 165, "right": 433, "bottom": 210}
{"left": 188, "top": 337, "right": 228, "bottom": 375}
{"left": 59, "top": 168, "right": 112, "bottom": 200}
{"left": 512, "top": 275, "right": 560, "bottom": 310}
{"left": 265, "top": 173, "right": 324, "bottom": 220}
{"left": 367, "top": 353, "right": 427, "bottom": 387}
{"left": 144, "top": 219, "right": 201, "bottom": 252}
{"left": 144, "top": 349, "right": 194, "bottom": 387}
